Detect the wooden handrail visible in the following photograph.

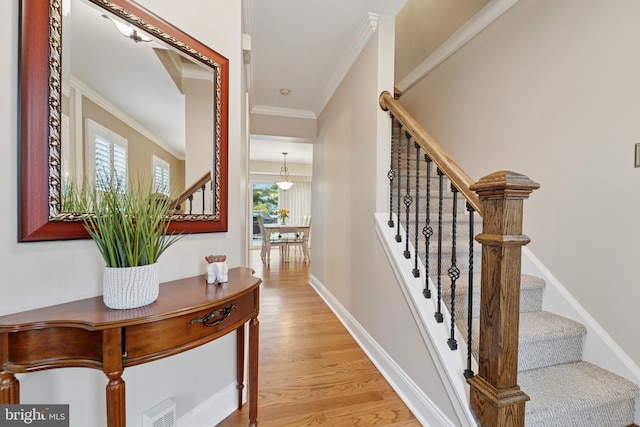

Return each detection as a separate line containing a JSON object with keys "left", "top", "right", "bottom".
{"left": 379, "top": 90, "right": 483, "bottom": 216}
{"left": 170, "top": 171, "right": 212, "bottom": 210}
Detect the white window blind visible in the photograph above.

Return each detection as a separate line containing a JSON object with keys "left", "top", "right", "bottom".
{"left": 152, "top": 155, "right": 170, "bottom": 196}
{"left": 85, "top": 118, "right": 128, "bottom": 191}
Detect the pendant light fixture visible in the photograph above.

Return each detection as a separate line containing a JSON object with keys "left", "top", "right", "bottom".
{"left": 276, "top": 152, "right": 293, "bottom": 191}
{"left": 102, "top": 14, "right": 152, "bottom": 43}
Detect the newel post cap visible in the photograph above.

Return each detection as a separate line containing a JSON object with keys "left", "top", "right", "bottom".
{"left": 470, "top": 171, "right": 540, "bottom": 200}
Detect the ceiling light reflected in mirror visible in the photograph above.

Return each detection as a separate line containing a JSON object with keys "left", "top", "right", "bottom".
{"left": 102, "top": 14, "right": 152, "bottom": 43}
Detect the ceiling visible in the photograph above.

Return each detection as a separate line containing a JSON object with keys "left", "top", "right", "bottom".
{"left": 245, "top": 0, "right": 408, "bottom": 164}
{"left": 67, "top": 0, "right": 409, "bottom": 165}
{"left": 245, "top": 0, "right": 407, "bottom": 116}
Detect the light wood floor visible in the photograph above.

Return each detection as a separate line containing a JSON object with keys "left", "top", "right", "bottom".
{"left": 216, "top": 249, "right": 421, "bottom": 427}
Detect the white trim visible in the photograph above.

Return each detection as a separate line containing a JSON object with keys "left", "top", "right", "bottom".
{"left": 70, "top": 75, "right": 184, "bottom": 160}
{"left": 242, "top": 0, "right": 255, "bottom": 92}
{"left": 250, "top": 134, "right": 314, "bottom": 144}
{"left": 177, "top": 382, "right": 239, "bottom": 427}
{"left": 397, "top": 0, "right": 520, "bottom": 93}
{"left": 61, "top": 114, "right": 70, "bottom": 183}
{"left": 372, "top": 213, "right": 478, "bottom": 426}
{"left": 313, "top": 13, "right": 379, "bottom": 117}
{"left": 250, "top": 104, "right": 317, "bottom": 119}
{"left": 181, "top": 62, "right": 214, "bottom": 81}
{"left": 73, "top": 86, "right": 84, "bottom": 180}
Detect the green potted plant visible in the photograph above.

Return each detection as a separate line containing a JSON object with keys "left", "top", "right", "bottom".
{"left": 76, "top": 179, "right": 182, "bottom": 309}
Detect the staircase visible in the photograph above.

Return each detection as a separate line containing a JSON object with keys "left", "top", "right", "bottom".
{"left": 436, "top": 196, "right": 640, "bottom": 426}
{"left": 382, "top": 91, "right": 640, "bottom": 426}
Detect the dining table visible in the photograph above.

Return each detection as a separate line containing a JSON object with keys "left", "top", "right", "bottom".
{"left": 262, "top": 223, "right": 310, "bottom": 262}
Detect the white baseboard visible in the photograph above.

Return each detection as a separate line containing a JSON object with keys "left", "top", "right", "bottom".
{"left": 309, "top": 270, "right": 459, "bottom": 427}
{"left": 177, "top": 382, "right": 239, "bottom": 427}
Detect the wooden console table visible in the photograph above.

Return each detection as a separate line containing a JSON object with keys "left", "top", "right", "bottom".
{"left": 0, "top": 267, "right": 261, "bottom": 427}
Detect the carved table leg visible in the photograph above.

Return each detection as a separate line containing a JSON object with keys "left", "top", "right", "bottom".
{"left": 105, "top": 371, "right": 126, "bottom": 427}
{"left": 103, "top": 329, "right": 126, "bottom": 427}
{"left": 0, "top": 372, "right": 19, "bottom": 404}
{"left": 236, "top": 325, "right": 245, "bottom": 410}
{"left": 248, "top": 316, "right": 259, "bottom": 427}
{"left": 0, "top": 333, "right": 19, "bottom": 403}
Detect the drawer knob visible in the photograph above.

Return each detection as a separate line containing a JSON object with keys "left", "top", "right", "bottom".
{"left": 190, "top": 304, "right": 237, "bottom": 327}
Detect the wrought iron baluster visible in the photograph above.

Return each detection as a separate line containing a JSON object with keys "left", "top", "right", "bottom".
{"left": 201, "top": 184, "right": 206, "bottom": 213}
{"left": 395, "top": 122, "right": 403, "bottom": 242}
{"left": 412, "top": 142, "right": 420, "bottom": 277}
{"left": 403, "top": 132, "right": 413, "bottom": 259}
{"left": 188, "top": 194, "right": 194, "bottom": 214}
{"left": 388, "top": 116, "right": 396, "bottom": 228}
{"left": 448, "top": 184, "right": 460, "bottom": 351}
{"left": 422, "top": 155, "right": 433, "bottom": 298}
{"left": 435, "top": 169, "right": 444, "bottom": 323}
{"left": 465, "top": 202, "right": 476, "bottom": 379}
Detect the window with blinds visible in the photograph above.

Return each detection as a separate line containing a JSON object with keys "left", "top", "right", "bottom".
{"left": 152, "top": 155, "right": 170, "bottom": 196}
{"left": 85, "top": 118, "right": 128, "bottom": 191}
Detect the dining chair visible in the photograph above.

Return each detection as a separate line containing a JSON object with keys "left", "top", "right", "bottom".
{"left": 257, "top": 215, "right": 287, "bottom": 265}
{"left": 287, "top": 215, "right": 311, "bottom": 261}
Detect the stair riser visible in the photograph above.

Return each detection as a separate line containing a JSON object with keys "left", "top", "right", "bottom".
{"left": 457, "top": 320, "right": 584, "bottom": 372}
{"left": 443, "top": 286, "right": 544, "bottom": 320}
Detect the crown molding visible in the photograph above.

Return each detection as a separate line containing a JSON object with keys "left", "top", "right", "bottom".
{"left": 69, "top": 75, "right": 184, "bottom": 160}
{"left": 397, "top": 0, "right": 520, "bottom": 93}
{"left": 313, "top": 12, "right": 379, "bottom": 116}
{"left": 251, "top": 105, "right": 317, "bottom": 120}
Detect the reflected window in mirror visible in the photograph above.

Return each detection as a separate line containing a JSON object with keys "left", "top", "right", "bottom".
{"left": 85, "top": 118, "right": 128, "bottom": 192}
{"left": 153, "top": 155, "right": 171, "bottom": 196}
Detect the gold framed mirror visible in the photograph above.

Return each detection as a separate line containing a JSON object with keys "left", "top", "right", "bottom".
{"left": 19, "top": 0, "right": 228, "bottom": 241}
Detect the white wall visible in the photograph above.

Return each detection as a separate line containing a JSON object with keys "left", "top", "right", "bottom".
{"left": 311, "top": 14, "right": 460, "bottom": 424}
{"left": 1, "top": 1, "right": 244, "bottom": 426}
{"left": 399, "top": 0, "right": 640, "bottom": 365}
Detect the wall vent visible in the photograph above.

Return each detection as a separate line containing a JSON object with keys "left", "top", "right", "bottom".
{"left": 142, "top": 398, "right": 176, "bottom": 427}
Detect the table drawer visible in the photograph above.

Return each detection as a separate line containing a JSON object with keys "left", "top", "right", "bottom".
{"left": 125, "top": 291, "right": 255, "bottom": 360}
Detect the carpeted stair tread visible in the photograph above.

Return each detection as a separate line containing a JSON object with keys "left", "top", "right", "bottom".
{"left": 519, "top": 361, "right": 640, "bottom": 427}
{"left": 441, "top": 273, "right": 545, "bottom": 317}
{"left": 519, "top": 311, "right": 585, "bottom": 344}
{"left": 518, "top": 311, "right": 585, "bottom": 371}
{"left": 458, "top": 311, "right": 585, "bottom": 371}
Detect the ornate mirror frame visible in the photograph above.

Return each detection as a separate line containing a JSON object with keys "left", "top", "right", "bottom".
{"left": 19, "top": 0, "right": 229, "bottom": 241}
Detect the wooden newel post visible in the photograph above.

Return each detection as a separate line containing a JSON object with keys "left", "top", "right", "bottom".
{"left": 467, "top": 171, "right": 540, "bottom": 427}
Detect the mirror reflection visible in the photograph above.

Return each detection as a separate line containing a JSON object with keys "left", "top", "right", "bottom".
{"left": 60, "top": 0, "right": 216, "bottom": 216}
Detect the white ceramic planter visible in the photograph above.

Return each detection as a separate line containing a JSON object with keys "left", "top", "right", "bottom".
{"left": 206, "top": 261, "right": 229, "bottom": 284}
{"left": 103, "top": 263, "right": 159, "bottom": 309}
{"left": 214, "top": 261, "right": 229, "bottom": 282}
{"left": 206, "top": 263, "right": 217, "bottom": 284}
